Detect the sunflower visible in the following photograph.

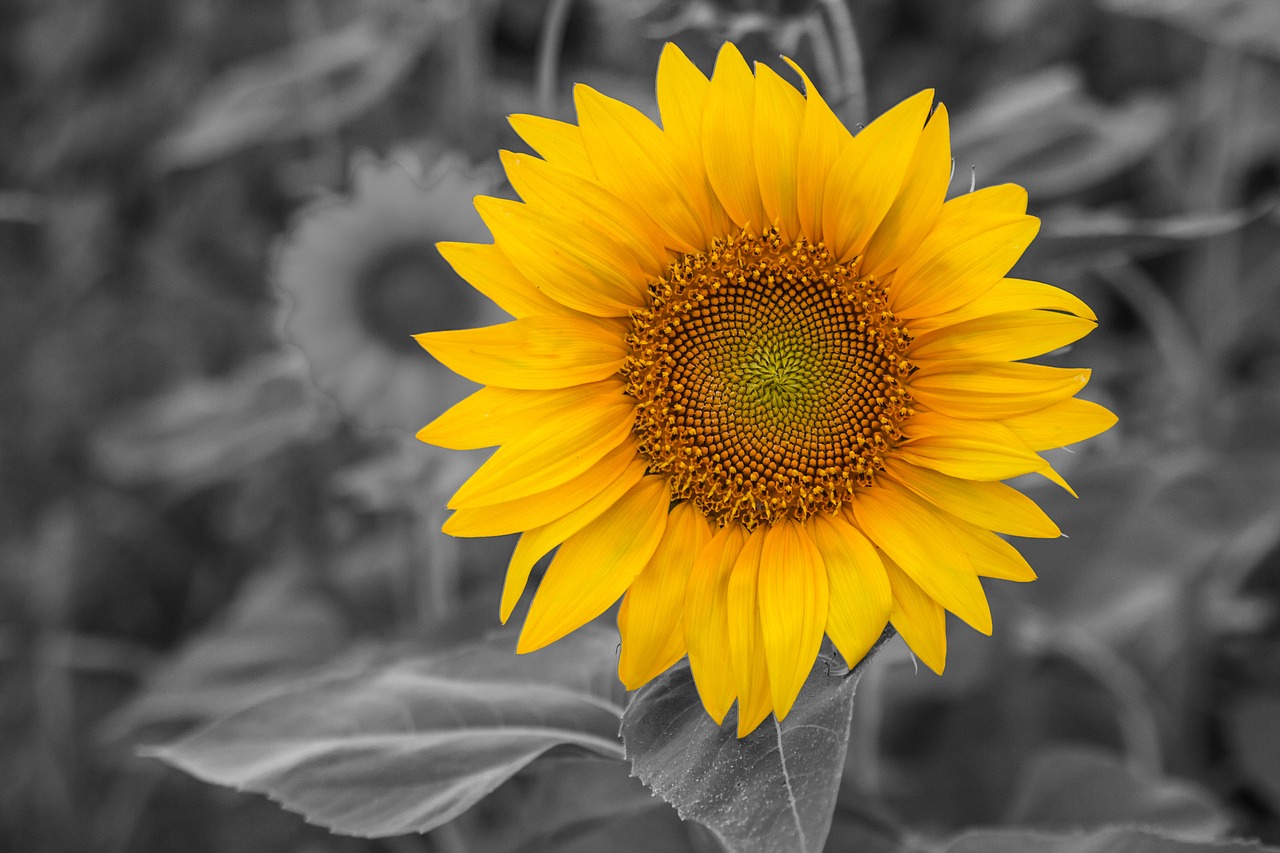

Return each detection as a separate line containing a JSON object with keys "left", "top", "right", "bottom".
{"left": 416, "top": 43, "right": 1116, "bottom": 736}
{"left": 276, "top": 154, "right": 503, "bottom": 432}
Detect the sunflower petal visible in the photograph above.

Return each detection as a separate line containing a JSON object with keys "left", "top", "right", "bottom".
{"left": 447, "top": 394, "right": 634, "bottom": 507}
{"left": 861, "top": 103, "right": 952, "bottom": 277}
{"left": 727, "top": 526, "right": 773, "bottom": 736}
{"left": 883, "top": 457, "right": 1060, "bottom": 538}
{"left": 518, "top": 476, "right": 670, "bottom": 652}
{"left": 656, "top": 43, "right": 732, "bottom": 241}
{"left": 703, "top": 43, "right": 766, "bottom": 231}
{"left": 419, "top": 380, "right": 623, "bottom": 450}
{"left": 436, "top": 241, "right": 574, "bottom": 319}
{"left": 784, "top": 57, "right": 853, "bottom": 243}
{"left": 444, "top": 438, "right": 640, "bottom": 536}
{"left": 1002, "top": 396, "right": 1118, "bottom": 450}
{"left": 758, "top": 522, "right": 828, "bottom": 720}
{"left": 500, "top": 453, "right": 648, "bottom": 622}
{"left": 807, "top": 513, "right": 892, "bottom": 670}
{"left": 618, "top": 501, "right": 713, "bottom": 689}
{"left": 752, "top": 63, "right": 805, "bottom": 240}
{"left": 685, "top": 523, "right": 748, "bottom": 724}
{"left": 910, "top": 310, "right": 1097, "bottom": 362}
{"left": 852, "top": 484, "right": 992, "bottom": 635}
{"left": 417, "top": 316, "right": 626, "bottom": 393}
{"left": 508, "top": 113, "right": 594, "bottom": 175}
{"left": 822, "top": 89, "right": 934, "bottom": 262}
{"left": 500, "top": 150, "right": 670, "bottom": 276}
{"left": 475, "top": 196, "right": 647, "bottom": 316}
{"left": 943, "top": 516, "right": 1038, "bottom": 582}
{"left": 907, "top": 278, "right": 1097, "bottom": 332}
{"left": 908, "top": 362, "right": 1091, "bottom": 420}
{"left": 882, "top": 552, "right": 947, "bottom": 674}
{"left": 899, "top": 411, "right": 1049, "bottom": 480}
{"left": 575, "top": 84, "right": 706, "bottom": 252}
{"left": 892, "top": 215, "right": 1041, "bottom": 320}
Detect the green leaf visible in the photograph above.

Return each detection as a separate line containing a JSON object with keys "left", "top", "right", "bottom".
{"left": 148, "top": 627, "right": 626, "bottom": 838}
{"left": 945, "top": 827, "right": 1280, "bottom": 853}
{"left": 1226, "top": 694, "right": 1280, "bottom": 814}
{"left": 1006, "top": 746, "right": 1231, "bottom": 841}
{"left": 621, "top": 634, "right": 892, "bottom": 853}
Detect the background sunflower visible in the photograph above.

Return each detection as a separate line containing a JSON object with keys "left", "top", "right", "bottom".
{"left": 3, "top": 0, "right": 1280, "bottom": 851}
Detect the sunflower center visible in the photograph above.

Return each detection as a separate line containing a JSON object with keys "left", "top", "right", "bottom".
{"left": 623, "top": 228, "right": 915, "bottom": 528}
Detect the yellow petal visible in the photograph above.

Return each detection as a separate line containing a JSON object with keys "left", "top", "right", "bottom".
{"left": 851, "top": 484, "right": 992, "bottom": 635}
{"left": 702, "top": 43, "right": 766, "bottom": 231}
{"left": 727, "top": 526, "right": 773, "bottom": 736}
{"left": 898, "top": 410, "right": 1053, "bottom": 481}
{"left": 575, "top": 83, "right": 706, "bottom": 252}
{"left": 908, "top": 362, "right": 1091, "bottom": 420}
{"left": 942, "top": 183, "right": 1028, "bottom": 219}
{"left": 822, "top": 89, "right": 934, "bottom": 262}
{"left": 1002, "top": 396, "right": 1118, "bottom": 450}
{"left": 656, "top": 43, "right": 733, "bottom": 241}
{"left": 418, "top": 379, "right": 623, "bottom": 450}
{"left": 757, "top": 522, "right": 828, "bottom": 720}
{"left": 443, "top": 438, "right": 639, "bottom": 537}
{"left": 447, "top": 394, "right": 634, "bottom": 507}
{"left": 475, "top": 196, "right": 647, "bottom": 317}
{"left": 906, "top": 278, "right": 1097, "bottom": 333}
{"left": 892, "top": 215, "right": 1041, "bottom": 320}
{"left": 499, "top": 150, "right": 670, "bottom": 276}
{"left": 617, "top": 501, "right": 713, "bottom": 689}
{"left": 436, "top": 241, "right": 574, "bottom": 319}
{"left": 752, "top": 63, "right": 805, "bottom": 240}
{"left": 943, "top": 516, "right": 1038, "bottom": 582}
{"left": 882, "top": 457, "right": 1060, "bottom": 539}
{"left": 416, "top": 315, "right": 627, "bottom": 390}
{"left": 909, "top": 310, "right": 1097, "bottom": 363}
{"left": 508, "top": 113, "right": 594, "bottom": 176}
{"left": 685, "top": 523, "right": 748, "bottom": 724}
{"left": 881, "top": 552, "right": 947, "bottom": 674}
{"left": 860, "top": 103, "right": 952, "bottom": 277}
{"left": 807, "top": 513, "right": 892, "bottom": 669}
{"left": 500, "top": 453, "right": 648, "bottom": 621}
{"left": 784, "top": 57, "right": 854, "bottom": 243}
{"left": 518, "top": 476, "right": 671, "bottom": 652}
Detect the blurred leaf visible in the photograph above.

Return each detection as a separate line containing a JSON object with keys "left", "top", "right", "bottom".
{"left": 148, "top": 626, "right": 626, "bottom": 837}
{"left": 945, "top": 827, "right": 1280, "bottom": 853}
{"left": 1005, "top": 746, "right": 1231, "bottom": 841}
{"left": 953, "top": 66, "right": 1172, "bottom": 201}
{"left": 1100, "top": 0, "right": 1280, "bottom": 60}
{"left": 1226, "top": 694, "right": 1280, "bottom": 813}
{"left": 621, "top": 634, "right": 892, "bottom": 853}
{"left": 102, "top": 563, "right": 354, "bottom": 741}
{"left": 1034, "top": 206, "right": 1261, "bottom": 266}
{"left": 155, "top": 8, "right": 439, "bottom": 171}
{"left": 91, "top": 349, "right": 334, "bottom": 492}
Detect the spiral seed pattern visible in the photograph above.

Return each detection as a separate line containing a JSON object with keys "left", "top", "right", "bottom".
{"left": 623, "top": 228, "right": 915, "bottom": 529}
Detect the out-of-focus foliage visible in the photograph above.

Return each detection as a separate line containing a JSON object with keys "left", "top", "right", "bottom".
{"left": 3, "top": 0, "right": 1280, "bottom": 850}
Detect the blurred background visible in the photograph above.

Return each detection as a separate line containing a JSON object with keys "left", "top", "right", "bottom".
{"left": 3, "top": 0, "right": 1280, "bottom": 851}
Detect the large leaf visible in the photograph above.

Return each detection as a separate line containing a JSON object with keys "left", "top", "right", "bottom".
{"left": 148, "top": 626, "right": 627, "bottom": 837}
{"left": 945, "top": 827, "right": 1280, "bottom": 853}
{"left": 1005, "top": 746, "right": 1231, "bottom": 841}
{"left": 621, "top": 634, "right": 892, "bottom": 853}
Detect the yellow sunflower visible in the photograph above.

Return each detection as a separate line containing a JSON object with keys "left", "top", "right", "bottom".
{"left": 415, "top": 43, "right": 1117, "bottom": 736}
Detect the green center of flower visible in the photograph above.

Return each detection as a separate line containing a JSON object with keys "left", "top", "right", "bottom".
{"left": 623, "top": 228, "right": 915, "bottom": 528}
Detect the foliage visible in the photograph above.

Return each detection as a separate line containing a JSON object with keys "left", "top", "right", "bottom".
{"left": 3, "top": 0, "right": 1280, "bottom": 851}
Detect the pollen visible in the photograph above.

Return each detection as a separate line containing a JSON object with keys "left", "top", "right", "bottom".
{"left": 623, "top": 227, "right": 915, "bottom": 529}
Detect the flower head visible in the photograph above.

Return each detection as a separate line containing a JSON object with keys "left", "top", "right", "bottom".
{"left": 416, "top": 44, "right": 1116, "bottom": 735}
{"left": 276, "top": 154, "right": 502, "bottom": 431}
